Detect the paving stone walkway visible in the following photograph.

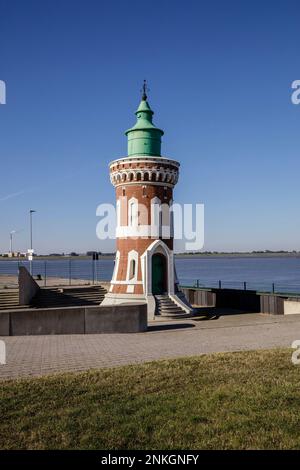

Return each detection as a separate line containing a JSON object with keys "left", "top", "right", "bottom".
{"left": 1, "top": 312, "right": 300, "bottom": 380}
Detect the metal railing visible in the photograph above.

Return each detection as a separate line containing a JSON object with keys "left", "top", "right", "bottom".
{"left": 180, "top": 278, "right": 300, "bottom": 295}
{"left": 0, "top": 259, "right": 300, "bottom": 296}
{"left": 0, "top": 259, "right": 114, "bottom": 288}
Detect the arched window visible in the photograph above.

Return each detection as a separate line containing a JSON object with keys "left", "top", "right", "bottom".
{"left": 126, "top": 250, "right": 138, "bottom": 282}
{"left": 151, "top": 197, "right": 161, "bottom": 237}
{"left": 128, "top": 197, "right": 138, "bottom": 226}
{"left": 129, "top": 259, "right": 136, "bottom": 279}
{"left": 129, "top": 201, "right": 134, "bottom": 225}
{"left": 112, "top": 250, "right": 120, "bottom": 282}
{"left": 116, "top": 199, "right": 121, "bottom": 227}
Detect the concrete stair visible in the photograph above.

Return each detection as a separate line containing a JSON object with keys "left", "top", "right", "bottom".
{"left": 32, "top": 286, "right": 107, "bottom": 308}
{"left": 0, "top": 289, "right": 23, "bottom": 311}
{"left": 154, "top": 294, "right": 191, "bottom": 318}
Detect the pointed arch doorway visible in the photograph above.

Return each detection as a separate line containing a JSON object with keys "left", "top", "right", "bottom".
{"left": 152, "top": 253, "right": 167, "bottom": 294}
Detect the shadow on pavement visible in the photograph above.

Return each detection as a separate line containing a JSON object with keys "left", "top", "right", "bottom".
{"left": 147, "top": 323, "right": 195, "bottom": 332}
{"left": 192, "top": 307, "right": 255, "bottom": 321}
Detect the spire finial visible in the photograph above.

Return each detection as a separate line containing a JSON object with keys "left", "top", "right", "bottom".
{"left": 141, "top": 79, "right": 149, "bottom": 101}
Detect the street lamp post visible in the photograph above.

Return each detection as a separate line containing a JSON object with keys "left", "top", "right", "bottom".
{"left": 29, "top": 210, "right": 36, "bottom": 275}
{"left": 9, "top": 230, "right": 16, "bottom": 255}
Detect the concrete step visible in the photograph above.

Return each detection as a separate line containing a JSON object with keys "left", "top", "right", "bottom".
{"left": 66, "top": 293, "right": 105, "bottom": 298}
{"left": 159, "top": 305, "right": 185, "bottom": 310}
{"left": 0, "top": 305, "right": 29, "bottom": 311}
{"left": 38, "top": 293, "right": 104, "bottom": 299}
{"left": 159, "top": 307, "right": 185, "bottom": 312}
{"left": 0, "top": 290, "right": 20, "bottom": 310}
{"left": 156, "top": 301, "right": 180, "bottom": 307}
{"left": 0, "top": 289, "right": 18, "bottom": 294}
{"left": 0, "top": 300, "right": 20, "bottom": 306}
{"left": 154, "top": 294, "right": 189, "bottom": 317}
{"left": 157, "top": 303, "right": 182, "bottom": 308}
{"left": 0, "top": 292, "right": 19, "bottom": 296}
{"left": 0, "top": 295, "right": 19, "bottom": 300}
{"left": 0, "top": 295, "right": 18, "bottom": 298}
{"left": 32, "top": 285, "right": 107, "bottom": 309}
{"left": 0, "top": 286, "right": 107, "bottom": 310}
{"left": 62, "top": 287, "right": 106, "bottom": 291}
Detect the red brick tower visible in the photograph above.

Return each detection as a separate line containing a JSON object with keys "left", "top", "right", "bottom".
{"left": 102, "top": 83, "right": 192, "bottom": 319}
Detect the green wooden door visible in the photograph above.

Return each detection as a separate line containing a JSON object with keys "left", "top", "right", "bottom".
{"left": 152, "top": 254, "right": 166, "bottom": 294}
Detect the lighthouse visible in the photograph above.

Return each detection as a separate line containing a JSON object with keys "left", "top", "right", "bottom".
{"left": 102, "top": 82, "right": 193, "bottom": 319}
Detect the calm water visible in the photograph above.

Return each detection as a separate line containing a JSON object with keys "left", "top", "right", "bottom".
{"left": 1, "top": 256, "right": 300, "bottom": 293}
{"left": 175, "top": 256, "right": 300, "bottom": 293}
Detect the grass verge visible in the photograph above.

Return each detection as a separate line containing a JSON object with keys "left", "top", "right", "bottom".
{"left": 0, "top": 348, "right": 299, "bottom": 449}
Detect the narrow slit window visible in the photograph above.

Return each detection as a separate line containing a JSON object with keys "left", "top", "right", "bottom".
{"left": 129, "top": 259, "right": 136, "bottom": 279}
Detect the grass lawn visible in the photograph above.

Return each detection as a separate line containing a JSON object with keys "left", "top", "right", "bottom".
{"left": 1, "top": 348, "right": 300, "bottom": 450}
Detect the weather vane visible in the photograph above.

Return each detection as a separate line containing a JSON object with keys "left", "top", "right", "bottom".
{"left": 141, "top": 79, "right": 149, "bottom": 100}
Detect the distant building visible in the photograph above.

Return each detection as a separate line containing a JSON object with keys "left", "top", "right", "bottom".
{"left": 6, "top": 252, "right": 26, "bottom": 258}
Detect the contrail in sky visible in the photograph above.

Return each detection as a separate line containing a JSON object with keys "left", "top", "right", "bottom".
{"left": 0, "top": 191, "right": 26, "bottom": 202}
{"left": 0, "top": 166, "right": 98, "bottom": 203}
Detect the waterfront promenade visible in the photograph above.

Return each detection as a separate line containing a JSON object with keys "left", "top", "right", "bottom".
{"left": 1, "top": 312, "right": 299, "bottom": 380}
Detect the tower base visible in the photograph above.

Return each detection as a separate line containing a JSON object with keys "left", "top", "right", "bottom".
{"left": 102, "top": 292, "right": 193, "bottom": 321}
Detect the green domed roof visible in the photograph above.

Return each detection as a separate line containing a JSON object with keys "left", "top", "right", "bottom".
{"left": 125, "top": 88, "right": 164, "bottom": 157}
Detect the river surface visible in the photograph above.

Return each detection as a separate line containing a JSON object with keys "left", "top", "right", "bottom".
{"left": 0, "top": 256, "right": 300, "bottom": 293}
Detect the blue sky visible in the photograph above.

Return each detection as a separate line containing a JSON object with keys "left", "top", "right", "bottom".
{"left": 0, "top": 0, "right": 299, "bottom": 254}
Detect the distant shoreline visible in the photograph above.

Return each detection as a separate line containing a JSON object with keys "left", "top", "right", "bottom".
{"left": 175, "top": 252, "right": 300, "bottom": 259}
{"left": 1, "top": 252, "right": 300, "bottom": 261}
